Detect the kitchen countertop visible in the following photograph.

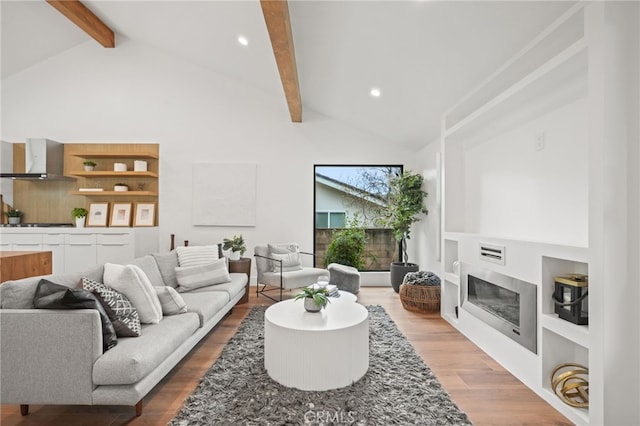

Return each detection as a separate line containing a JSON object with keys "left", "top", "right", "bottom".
{"left": 0, "top": 251, "right": 52, "bottom": 282}
{"left": 0, "top": 227, "right": 156, "bottom": 234}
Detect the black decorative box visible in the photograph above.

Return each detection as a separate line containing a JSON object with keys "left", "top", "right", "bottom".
{"left": 553, "top": 274, "right": 588, "bottom": 325}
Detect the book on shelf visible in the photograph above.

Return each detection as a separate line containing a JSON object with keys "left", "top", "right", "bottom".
{"left": 78, "top": 188, "right": 104, "bottom": 192}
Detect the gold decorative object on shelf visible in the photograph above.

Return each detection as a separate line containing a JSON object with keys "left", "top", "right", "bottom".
{"left": 551, "top": 363, "right": 589, "bottom": 408}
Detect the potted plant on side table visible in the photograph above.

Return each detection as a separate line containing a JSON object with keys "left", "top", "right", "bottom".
{"left": 222, "top": 234, "right": 246, "bottom": 260}
{"left": 378, "top": 170, "right": 428, "bottom": 293}
{"left": 295, "top": 286, "right": 331, "bottom": 313}
{"left": 72, "top": 207, "right": 88, "bottom": 228}
{"left": 5, "top": 208, "right": 23, "bottom": 225}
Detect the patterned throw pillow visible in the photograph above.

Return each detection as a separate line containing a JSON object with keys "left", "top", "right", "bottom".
{"left": 81, "top": 277, "right": 142, "bottom": 337}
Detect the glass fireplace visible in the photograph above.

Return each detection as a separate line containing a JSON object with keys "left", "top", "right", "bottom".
{"left": 461, "top": 263, "right": 537, "bottom": 353}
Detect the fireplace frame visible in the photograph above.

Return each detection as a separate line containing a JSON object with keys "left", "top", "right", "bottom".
{"left": 461, "top": 263, "right": 537, "bottom": 353}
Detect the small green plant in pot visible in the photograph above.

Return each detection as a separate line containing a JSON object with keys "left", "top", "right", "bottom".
{"left": 5, "top": 208, "right": 23, "bottom": 224}
{"left": 83, "top": 160, "right": 97, "bottom": 171}
{"left": 72, "top": 207, "right": 88, "bottom": 228}
{"left": 222, "top": 234, "right": 247, "bottom": 260}
{"left": 295, "top": 286, "right": 331, "bottom": 313}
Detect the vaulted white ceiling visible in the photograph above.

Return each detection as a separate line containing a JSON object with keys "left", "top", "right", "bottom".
{"left": 1, "top": 0, "right": 575, "bottom": 149}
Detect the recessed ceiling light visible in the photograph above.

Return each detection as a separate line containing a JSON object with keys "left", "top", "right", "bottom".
{"left": 370, "top": 88, "right": 381, "bottom": 98}
{"left": 238, "top": 35, "right": 249, "bottom": 46}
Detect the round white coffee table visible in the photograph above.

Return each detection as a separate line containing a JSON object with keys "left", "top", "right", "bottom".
{"left": 264, "top": 299, "right": 369, "bottom": 391}
{"left": 330, "top": 290, "right": 357, "bottom": 303}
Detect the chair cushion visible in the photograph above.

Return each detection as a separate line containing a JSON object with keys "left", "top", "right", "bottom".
{"left": 268, "top": 243, "right": 302, "bottom": 272}
{"left": 261, "top": 268, "right": 329, "bottom": 290}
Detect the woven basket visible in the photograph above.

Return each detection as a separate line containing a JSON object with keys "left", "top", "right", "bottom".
{"left": 399, "top": 283, "right": 441, "bottom": 313}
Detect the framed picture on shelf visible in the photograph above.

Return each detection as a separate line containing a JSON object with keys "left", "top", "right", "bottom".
{"left": 109, "top": 202, "right": 132, "bottom": 227}
{"left": 133, "top": 202, "right": 156, "bottom": 227}
{"left": 87, "top": 203, "right": 109, "bottom": 227}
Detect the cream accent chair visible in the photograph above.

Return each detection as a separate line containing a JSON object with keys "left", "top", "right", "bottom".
{"left": 254, "top": 244, "right": 328, "bottom": 301}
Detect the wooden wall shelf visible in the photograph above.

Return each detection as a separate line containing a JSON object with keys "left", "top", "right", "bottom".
{"left": 70, "top": 171, "right": 158, "bottom": 178}
{"left": 71, "top": 152, "right": 158, "bottom": 159}
{"left": 70, "top": 191, "right": 158, "bottom": 197}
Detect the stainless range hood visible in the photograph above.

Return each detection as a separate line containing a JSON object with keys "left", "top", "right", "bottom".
{"left": 0, "top": 139, "right": 71, "bottom": 180}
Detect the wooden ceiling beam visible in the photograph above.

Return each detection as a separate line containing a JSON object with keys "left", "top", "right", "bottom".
{"left": 47, "top": 0, "right": 115, "bottom": 48}
{"left": 260, "top": 0, "right": 302, "bottom": 122}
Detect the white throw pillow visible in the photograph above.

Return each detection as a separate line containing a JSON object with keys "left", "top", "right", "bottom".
{"left": 103, "top": 263, "right": 163, "bottom": 324}
{"left": 176, "top": 245, "right": 219, "bottom": 268}
{"left": 175, "top": 257, "right": 231, "bottom": 292}
{"left": 154, "top": 286, "right": 188, "bottom": 315}
{"left": 268, "top": 243, "right": 302, "bottom": 272}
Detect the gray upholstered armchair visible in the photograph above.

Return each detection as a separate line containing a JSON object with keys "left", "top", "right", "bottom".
{"left": 254, "top": 243, "right": 328, "bottom": 301}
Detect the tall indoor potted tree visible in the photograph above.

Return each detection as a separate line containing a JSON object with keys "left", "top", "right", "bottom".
{"left": 379, "top": 170, "right": 428, "bottom": 292}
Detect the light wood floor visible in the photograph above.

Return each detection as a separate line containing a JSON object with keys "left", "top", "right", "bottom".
{"left": 0, "top": 287, "right": 572, "bottom": 425}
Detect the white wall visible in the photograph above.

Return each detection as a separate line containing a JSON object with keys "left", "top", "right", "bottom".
{"left": 463, "top": 98, "right": 588, "bottom": 247}
{"left": 413, "top": 140, "right": 441, "bottom": 273}
{"left": 1, "top": 39, "right": 416, "bottom": 269}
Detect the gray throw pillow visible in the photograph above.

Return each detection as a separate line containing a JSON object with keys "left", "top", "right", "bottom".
{"left": 268, "top": 243, "right": 303, "bottom": 272}
{"left": 175, "top": 257, "right": 231, "bottom": 292}
{"left": 154, "top": 286, "right": 188, "bottom": 315}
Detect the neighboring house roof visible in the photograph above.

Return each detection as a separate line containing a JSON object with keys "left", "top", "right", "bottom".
{"left": 315, "top": 173, "right": 387, "bottom": 207}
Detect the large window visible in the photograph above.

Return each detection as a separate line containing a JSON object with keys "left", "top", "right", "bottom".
{"left": 314, "top": 165, "right": 402, "bottom": 271}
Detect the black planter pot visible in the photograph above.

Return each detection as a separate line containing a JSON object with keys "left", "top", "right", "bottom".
{"left": 390, "top": 262, "right": 419, "bottom": 293}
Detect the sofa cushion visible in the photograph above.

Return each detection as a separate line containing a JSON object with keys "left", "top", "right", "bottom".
{"left": 176, "top": 245, "right": 219, "bottom": 267}
{"left": 129, "top": 255, "right": 165, "bottom": 287}
{"left": 175, "top": 258, "right": 231, "bottom": 292}
{"left": 81, "top": 277, "right": 141, "bottom": 337}
{"left": 103, "top": 263, "right": 163, "bottom": 324}
{"left": 33, "top": 279, "right": 117, "bottom": 352}
{"left": 151, "top": 251, "right": 179, "bottom": 288}
{"left": 180, "top": 291, "right": 229, "bottom": 327}
{"left": 154, "top": 286, "right": 188, "bottom": 315}
{"left": 0, "top": 265, "right": 103, "bottom": 309}
{"left": 92, "top": 313, "right": 200, "bottom": 385}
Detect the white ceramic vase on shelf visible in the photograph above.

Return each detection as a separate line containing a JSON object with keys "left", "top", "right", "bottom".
{"left": 76, "top": 217, "right": 85, "bottom": 228}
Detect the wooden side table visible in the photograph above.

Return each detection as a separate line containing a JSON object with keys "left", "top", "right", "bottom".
{"left": 228, "top": 257, "right": 251, "bottom": 304}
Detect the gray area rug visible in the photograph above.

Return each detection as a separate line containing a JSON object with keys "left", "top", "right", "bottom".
{"left": 170, "top": 305, "right": 472, "bottom": 425}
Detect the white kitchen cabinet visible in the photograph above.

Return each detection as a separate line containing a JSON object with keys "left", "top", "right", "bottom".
{"left": 0, "top": 228, "right": 158, "bottom": 275}
{"left": 64, "top": 234, "right": 97, "bottom": 273}
{"left": 43, "top": 233, "right": 65, "bottom": 274}
{"left": 96, "top": 233, "right": 134, "bottom": 265}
